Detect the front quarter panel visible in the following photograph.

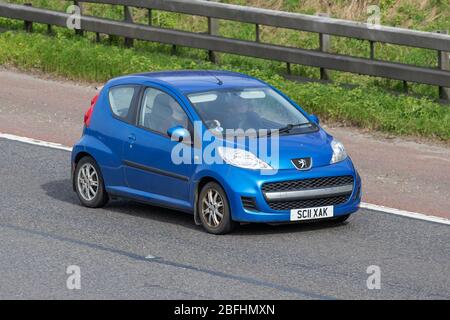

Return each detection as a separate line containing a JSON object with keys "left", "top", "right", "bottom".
{"left": 194, "top": 157, "right": 360, "bottom": 223}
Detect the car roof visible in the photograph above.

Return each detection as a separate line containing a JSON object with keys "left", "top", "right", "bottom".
{"left": 128, "top": 70, "right": 266, "bottom": 94}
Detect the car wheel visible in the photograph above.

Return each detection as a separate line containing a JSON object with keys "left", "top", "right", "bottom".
{"left": 74, "top": 156, "right": 108, "bottom": 208}
{"left": 332, "top": 214, "right": 350, "bottom": 223}
{"left": 198, "top": 182, "right": 236, "bottom": 234}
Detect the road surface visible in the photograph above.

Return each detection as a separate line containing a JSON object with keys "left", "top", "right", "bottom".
{"left": 0, "top": 139, "right": 448, "bottom": 299}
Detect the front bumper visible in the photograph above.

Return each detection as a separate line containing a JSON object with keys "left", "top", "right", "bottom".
{"left": 220, "top": 158, "right": 362, "bottom": 223}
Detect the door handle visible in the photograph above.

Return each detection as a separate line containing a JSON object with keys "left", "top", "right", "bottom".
{"left": 128, "top": 134, "right": 136, "bottom": 144}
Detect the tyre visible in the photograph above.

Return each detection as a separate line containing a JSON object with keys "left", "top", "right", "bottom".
{"left": 332, "top": 214, "right": 350, "bottom": 223}
{"left": 198, "top": 182, "right": 237, "bottom": 234}
{"left": 74, "top": 156, "right": 109, "bottom": 208}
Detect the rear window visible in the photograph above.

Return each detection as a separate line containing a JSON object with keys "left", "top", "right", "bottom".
{"left": 108, "top": 86, "right": 136, "bottom": 120}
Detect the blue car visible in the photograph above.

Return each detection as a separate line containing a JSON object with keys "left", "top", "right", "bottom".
{"left": 71, "top": 70, "right": 361, "bottom": 234}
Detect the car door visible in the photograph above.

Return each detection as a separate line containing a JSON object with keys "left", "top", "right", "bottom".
{"left": 96, "top": 84, "right": 141, "bottom": 188}
{"left": 122, "top": 85, "right": 196, "bottom": 209}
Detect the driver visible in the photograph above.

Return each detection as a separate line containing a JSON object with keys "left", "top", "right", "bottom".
{"left": 168, "top": 97, "right": 189, "bottom": 129}
{"left": 233, "top": 100, "right": 262, "bottom": 131}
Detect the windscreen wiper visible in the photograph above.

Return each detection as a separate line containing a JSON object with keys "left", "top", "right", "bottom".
{"left": 274, "top": 122, "right": 313, "bottom": 135}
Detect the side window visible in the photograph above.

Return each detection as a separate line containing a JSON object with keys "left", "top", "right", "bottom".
{"left": 108, "top": 86, "right": 136, "bottom": 120}
{"left": 139, "top": 88, "right": 190, "bottom": 136}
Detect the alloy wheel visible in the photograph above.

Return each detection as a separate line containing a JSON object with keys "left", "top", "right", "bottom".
{"left": 201, "top": 189, "right": 224, "bottom": 228}
{"left": 77, "top": 163, "right": 99, "bottom": 201}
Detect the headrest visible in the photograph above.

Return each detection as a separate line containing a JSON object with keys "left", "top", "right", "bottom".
{"left": 153, "top": 94, "right": 173, "bottom": 117}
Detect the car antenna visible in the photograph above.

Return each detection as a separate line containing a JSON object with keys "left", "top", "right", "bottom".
{"left": 208, "top": 71, "right": 223, "bottom": 85}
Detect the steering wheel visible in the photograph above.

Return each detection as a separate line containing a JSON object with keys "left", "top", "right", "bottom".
{"left": 205, "top": 120, "right": 223, "bottom": 132}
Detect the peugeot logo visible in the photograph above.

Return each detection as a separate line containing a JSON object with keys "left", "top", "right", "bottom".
{"left": 297, "top": 159, "right": 307, "bottom": 169}
{"left": 292, "top": 157, "right": 312, "bottom": 170}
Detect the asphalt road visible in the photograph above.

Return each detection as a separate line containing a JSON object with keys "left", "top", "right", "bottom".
{"left": 0, "top": 139, "right": 449, "bottom": 299}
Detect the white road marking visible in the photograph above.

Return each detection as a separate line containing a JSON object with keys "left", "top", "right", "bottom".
{"left": 0, "top": 133, "right": 72, "bottom": 151}
{"left": 360, "top": 202, "right": 450, "bottom": 226}
{"left": 1, "top": 132, "right": 449, "bottom": 226}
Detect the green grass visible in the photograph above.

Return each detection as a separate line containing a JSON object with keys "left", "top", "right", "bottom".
{"left": 1, "top": 30, "right": 449, "bottom": 141}
{"left": 3, "top": 0, "right": 450, "bottom": 98}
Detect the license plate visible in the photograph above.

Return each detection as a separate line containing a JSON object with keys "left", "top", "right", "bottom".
{"left": 290, "top": 206, "right": 334, "bottom": 221}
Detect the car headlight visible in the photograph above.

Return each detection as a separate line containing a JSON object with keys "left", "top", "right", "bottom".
{"left": 330, "top": 139, "right": 347, "bottom": 164}
{"left": 217, "top": 147, "right": 272, "bottom": 170}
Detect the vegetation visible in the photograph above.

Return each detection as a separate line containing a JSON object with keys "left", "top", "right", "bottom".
{"left": 0, "top": 0, "right": 449, "bottom": 140}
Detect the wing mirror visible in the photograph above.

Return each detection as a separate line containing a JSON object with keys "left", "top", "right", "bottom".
{"left": 309, "top": 114, "right": 320, "bottom": 125}
{"left": 167, "top": 126, "right": 191, "bottom": 143}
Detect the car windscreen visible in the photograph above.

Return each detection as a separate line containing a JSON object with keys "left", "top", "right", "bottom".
{"left": 187, "top": 87, "right": 315, "bottom": 136}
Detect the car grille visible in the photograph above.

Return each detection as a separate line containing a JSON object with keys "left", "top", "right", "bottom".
{"left": 262, "top": 175, "right": 354, "bottom": 193}
{"left": 262, "top": 176, "right": 354, "bottom": 211}
{"left": 267, "top": 195, "right": 350, "bottom": 211}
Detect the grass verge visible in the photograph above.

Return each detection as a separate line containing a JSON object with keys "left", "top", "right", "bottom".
{"left": 5, "top": 0, "right": 450, "bottom": 99}
{"left": 0, "top": 30, "right": 449, "bottom": 141}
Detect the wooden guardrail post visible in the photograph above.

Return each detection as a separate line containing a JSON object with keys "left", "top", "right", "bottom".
{"left": 369, "top": 41, "right": 375, "bottom": 60}
{"left": 171, "top": 44, "right": 177, "bottom": 55}
{"left": 286, "top": 63, "right": 291, "bottom": 75}
{"left": 403, "top": 81, "right": 408, "bottom": 94}
{"left": 148, "top": 9, "right": 152, "bottom": 26}
{"left": 255, "top": 24, "right": 260, "bottom": 42}
{"left": 438, "top": 30, "right": 450, "bottom": 101}
{"left": 318, "top": 13, "right": 330, "bottom": 81}
{"left": 24, "top": 3, "right": 32, "bottom": 32}
{"left": 124, "top": 5, "right": 133, "bottom": 47}
{"left": 94, "top": 0, "right": 100, "bottom": 43}
{"left": 207, "top": 0, "right": 219, "bottom": 63}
